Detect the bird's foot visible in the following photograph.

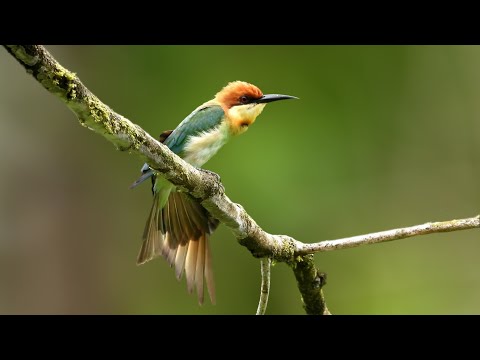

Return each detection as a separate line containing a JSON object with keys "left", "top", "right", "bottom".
{"left": 197, "top": 168, "right": 221, "bottom": 182}
{"left": 196, "top": 167, "right": 225, "bottom": 194}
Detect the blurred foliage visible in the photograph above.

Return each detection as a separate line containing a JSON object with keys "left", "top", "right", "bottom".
{"left": 1, "top": 45, "right": 480, "bottom": 314}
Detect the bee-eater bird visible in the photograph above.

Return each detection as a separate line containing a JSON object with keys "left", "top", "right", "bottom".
{"left": 130, "top": 81, "right": 297, "bottom": 305}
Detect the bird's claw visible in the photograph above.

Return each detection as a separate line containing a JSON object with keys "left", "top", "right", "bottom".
{"left": 197, "top": 168, "right": 221, "bottom": 182}
{"left": 196, "top": 167, "right": 225, "bottom": 194}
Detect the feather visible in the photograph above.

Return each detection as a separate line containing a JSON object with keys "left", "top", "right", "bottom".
{"left": 137, "top": 193, "right": 161, "bottom": 265}
{"left": 174, "top": 242, "right": 189, "bottom": 280}
{"left": 162, "top": 200, "right": 177, "bottom": 267}
{"left": 184, "top": 237, "right": 198, "bottom": 294}
{"left": 205, "top": 236, "right": 216, "bottom": 305}
{"left": 158, "top": 129, "right": 174, "bottom": 143}
{"left": 173, "top": 194, "right": 197, "bottom": 280}
{"left": 163, "top": 105, "right": 225, "bottom": 156}
{"left": 164, "top": 196, "right": 177, "bottom": 250}
{"left": 129, "top": 170, "right": 155, "bottom": 189}
{"left": 195, "top": 234, "right": 205, "bottom": 305}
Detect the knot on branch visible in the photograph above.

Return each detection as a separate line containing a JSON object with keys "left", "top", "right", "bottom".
{"left": 314, "top": 271, "right": 327, "bottom": 289}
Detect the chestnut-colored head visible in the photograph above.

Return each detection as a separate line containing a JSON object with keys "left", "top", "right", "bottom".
{"left": 215, "top": 81, "right": 264, "bottom": 109}
{"left": 214, "top": 81, "right": 297, "bottom": 134}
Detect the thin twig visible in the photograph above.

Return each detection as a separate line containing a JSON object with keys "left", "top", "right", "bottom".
{"left": 296, "top": 215, "right": 480, "bottom": 255}
{"left": 256, "top": 258, "right": 271, "bottom": 315}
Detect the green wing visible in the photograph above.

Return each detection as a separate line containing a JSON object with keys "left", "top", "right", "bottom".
{"left": 164, "top": 105, "right": 225, "bottom": 155}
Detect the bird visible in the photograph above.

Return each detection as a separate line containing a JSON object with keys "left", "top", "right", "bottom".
{"left": 130, "top": 81, "right": 297, "bottom": 305}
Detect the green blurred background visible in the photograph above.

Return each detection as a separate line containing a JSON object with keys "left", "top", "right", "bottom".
{"left": 1, "top": 45, "right": 480, "bottom": 314}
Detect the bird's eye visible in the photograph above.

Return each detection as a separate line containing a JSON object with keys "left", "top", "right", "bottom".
{"left": 239, "top": 95, "right": 249, "bottom": 104}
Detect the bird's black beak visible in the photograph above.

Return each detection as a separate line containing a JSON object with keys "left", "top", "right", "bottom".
{"left": 255, "top": 94, "right": 298, "bottom": 104}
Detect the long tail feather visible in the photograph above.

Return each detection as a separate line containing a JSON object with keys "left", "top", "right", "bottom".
{"left": 205, "top": 236, "right": 216, "bottom": 305}
{"left": 137, "top": 185, "right": 172, "bottom": 265}
{"left": 184, "top": 239, "right": 198, "bottom": 294}
{"left": 137, "top": 192, "right": 161, "bottom": 265}
{"left": 174, "top": 242, "right": 189, "bottom": 280}
{"left": 195, "top": 235, "right": 206, "bottom": 305}
{"left": 138, "top": 185, "right": 217, "bottom": 304}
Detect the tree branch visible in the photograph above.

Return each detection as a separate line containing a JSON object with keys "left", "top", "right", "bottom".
{"left": 292, "top": 255, "right": 330, "bottom": 315}
{"left": 295, "top": 215, "right": 480, "bottom": 255}
{"left": 5, "top": 45, "right": 480, "bottom": 314}
{"left": 3, "top": 45, "right": 299, "bottom": 261}
{"left": 256, "top": 258, "right": 271, "bottom": 315}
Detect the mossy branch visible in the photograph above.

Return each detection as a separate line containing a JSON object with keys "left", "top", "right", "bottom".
{"left": 5, "top": 45, "right": 480, "bottom": 315}
{"left": 292, "top": 255, "right": 330, "bottom": 315}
